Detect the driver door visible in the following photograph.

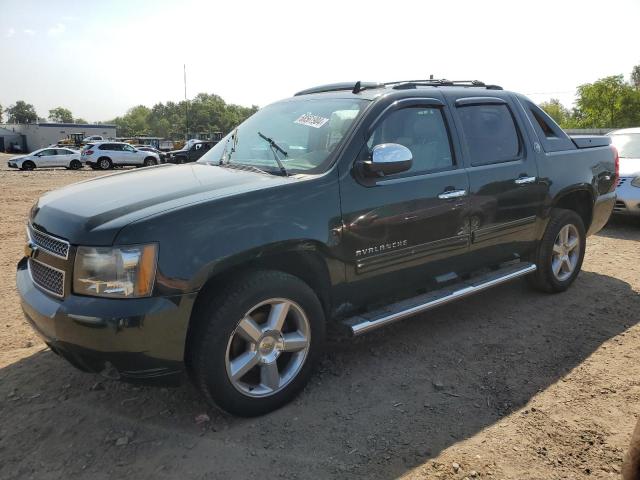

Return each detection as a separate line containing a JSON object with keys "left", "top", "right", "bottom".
{"left": 338, "top": 99, "right": 471, "bottom": 302}
{"left": 35, "top": 149, "right": 57, "bottom": 167}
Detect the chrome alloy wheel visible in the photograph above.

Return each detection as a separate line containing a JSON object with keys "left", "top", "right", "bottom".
{"left": 551, "top": 224, "right": 580, "bottom": 281}
{"left": 225, "top": 298, "right": 311, "bottom": 398}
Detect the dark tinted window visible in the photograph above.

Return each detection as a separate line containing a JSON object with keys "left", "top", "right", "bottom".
{"left": 526, "top": 101, "right": 563, "bottom": 139}
{"left": 98, "top": 143, "right": 112, "bottom": 150}
{"left": 40, "top": 149, "right": 57, "bottom": 156}
{"left": 458, "top": 104, "right": 520, "bottom": 166}
{"left": 368, "top": 107, "right": 454, "bottom": 174}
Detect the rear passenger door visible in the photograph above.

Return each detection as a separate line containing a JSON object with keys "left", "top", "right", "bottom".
{"left": 448, "top": 95, "right": 545, "bottom": 263}
{"left": 55, "top": 149, "right": 74, "bottom": 166}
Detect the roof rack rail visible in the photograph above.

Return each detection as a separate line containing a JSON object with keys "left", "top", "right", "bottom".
{"left": 294, "top": 79, "right": 503, "bottom": 96}
{"left": 294, "top": 82, "right": 383, "bottom": 96}
{"left": 386, "top": 79, "right": 503, "bottom": 90}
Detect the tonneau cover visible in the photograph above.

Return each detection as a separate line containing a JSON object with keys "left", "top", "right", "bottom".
{"left": 570, "top": 135, "right": 611, "bottom": 149}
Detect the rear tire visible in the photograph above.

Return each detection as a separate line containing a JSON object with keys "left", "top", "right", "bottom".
{"left": 69, "top": 160, "right": 82, "bottom": 170}
{"left": 527, "top": 208, "right": 586, "bottom": 293}
{"left": 21, "top": 161, "right": 35, "bottom": 171}
{"left": 97, "top": 157, "right": 112, "bottom": 170}
{"left": 189, "top": 270, "right": 325, "bottom": 416}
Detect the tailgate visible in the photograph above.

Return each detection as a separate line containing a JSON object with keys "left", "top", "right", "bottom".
{"left": 570, "top": 135, "right": 612, "bottom": 149}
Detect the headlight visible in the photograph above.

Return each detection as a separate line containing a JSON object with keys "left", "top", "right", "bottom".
{"left": 631, "top": 177, "right": 640, "bottom": 188}
{"left": 73, "top": 244, "right": 158, "bottom": 298}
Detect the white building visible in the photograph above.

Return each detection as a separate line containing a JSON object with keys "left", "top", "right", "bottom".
{"left": 0, "top": 122, "right": 117, "bottom": 152}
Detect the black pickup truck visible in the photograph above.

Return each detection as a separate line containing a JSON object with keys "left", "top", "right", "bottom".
{"left": 17, "top": 79, "right": 617, "bottom": 416}
{"left": 166, "top": 140, "right": 214, "bottom": 164}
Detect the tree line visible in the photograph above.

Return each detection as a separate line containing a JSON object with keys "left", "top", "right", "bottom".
{"left": 539, "top": 65, "right": 640, "bottom": 129}
{"left": 2, "top": 66, "right": 639, "bottom": 135}
{"left": 0, "top": 93, "right": 258, "bottom": 139}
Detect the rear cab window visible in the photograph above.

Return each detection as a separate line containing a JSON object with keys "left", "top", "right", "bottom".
{"left": 518, "top": 97, "right": 575, "bottom": 152}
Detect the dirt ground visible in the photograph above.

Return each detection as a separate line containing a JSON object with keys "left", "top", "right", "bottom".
{"left": 0, "top": 151, "right": 639, "bottom": 480}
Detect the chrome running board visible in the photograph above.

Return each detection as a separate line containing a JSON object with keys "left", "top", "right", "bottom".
{"left": 345, "top": 262, "right": 537, "bottom": 336}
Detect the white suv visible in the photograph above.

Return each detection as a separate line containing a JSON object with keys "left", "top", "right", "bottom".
{"left": 82, "top": 142, "right": 160, "bottom": 170}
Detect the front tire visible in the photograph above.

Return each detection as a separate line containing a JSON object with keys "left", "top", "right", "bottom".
{"left": 189, "top": 270, "right": 325, "bottom": 416}
{"left": 528, "top": 208, "right": 586, "bottom": 293}
{"left": 143, "top": 157, "right": 157, "bottom": 167}
{"left": 21, "top": 161, "right": 35, "bottom": 171}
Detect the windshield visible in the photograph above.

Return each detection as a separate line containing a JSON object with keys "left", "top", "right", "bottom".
{"left": 199, "top": 97, "right": 368, "bottom": 174}
{"left": 610, "top": 133, "right": 640, "bottom": 158}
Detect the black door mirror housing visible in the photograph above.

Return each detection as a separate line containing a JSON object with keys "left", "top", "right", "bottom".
{"left": 360, "top": 143, "right": 413, "bottom": 177}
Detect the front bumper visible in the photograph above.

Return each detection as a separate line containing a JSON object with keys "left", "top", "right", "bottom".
{"left": 17, "top": 258, "right": 197, "bottom": 385}
{"left": 613, "top": 177, "right": 640, "bottom": 216}
{"left": 8, "top": 161, "right": 18, "bottom": 168}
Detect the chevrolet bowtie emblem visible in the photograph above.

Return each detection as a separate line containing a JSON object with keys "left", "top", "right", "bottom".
{"left": 24, "top": 242, "right": 39, "bottom": 259}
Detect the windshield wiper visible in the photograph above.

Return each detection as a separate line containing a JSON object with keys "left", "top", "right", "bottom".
{"left": 257, "top": 131, "right": 288, "bottom": 176}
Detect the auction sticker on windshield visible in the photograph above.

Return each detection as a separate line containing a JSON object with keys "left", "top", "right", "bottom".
{"left": 294, "top": 113, "right": 329, "bottom": 128}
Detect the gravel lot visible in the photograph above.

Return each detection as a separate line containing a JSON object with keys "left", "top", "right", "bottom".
{"left": 0, "top": 152, "right": 639, "bottom": 479}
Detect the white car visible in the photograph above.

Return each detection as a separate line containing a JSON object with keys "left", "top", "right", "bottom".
{"left": 82, "top": 135, "right": 104, "bottom": 143}
{"left": 608, "top": 127, "right": 640, "bottom": 216}
{"left": 81, "top": 142, "right": 161, "bottom": 170}
{"left": 7, "top": 147, "right": 83, "bottom": 171}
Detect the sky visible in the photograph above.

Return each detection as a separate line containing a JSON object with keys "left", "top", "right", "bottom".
{"left": 1, "top": 0, "right": 639, "bottom": 122}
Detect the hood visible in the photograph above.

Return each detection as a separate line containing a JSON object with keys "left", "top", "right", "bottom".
{"left": 10, "top": 155, "right": 27, "bottom": 161}
{"left": 619, "top": 157, "right": 640, "bottom": 177}
{"left": 31, "top": 163, "right": 293, "bottom": 245}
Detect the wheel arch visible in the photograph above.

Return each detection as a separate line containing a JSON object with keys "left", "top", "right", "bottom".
{"left": 549, "top": 186, "right": 595, "bottom": 231}
{"left": 184, "top": 241, "right": 336, "bottom": 364}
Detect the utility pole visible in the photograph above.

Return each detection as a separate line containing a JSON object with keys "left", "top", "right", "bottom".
{"left": 184, "top": 64, "right": 189, "bottom": 140}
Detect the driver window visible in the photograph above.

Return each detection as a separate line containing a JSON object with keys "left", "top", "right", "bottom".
{"left": 368, "top": 107, "right": 454, "bottom": 175}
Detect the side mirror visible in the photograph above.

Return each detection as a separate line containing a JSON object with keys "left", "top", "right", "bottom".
{"left": 360, "top": 143, "right": 413, "bottom": 177}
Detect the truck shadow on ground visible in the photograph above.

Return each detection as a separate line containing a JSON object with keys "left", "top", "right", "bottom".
{"left": 1, "top": 270, "right": 638, "bottom": 479}
{"left": 597, "top": 216, "right": 640, "bottom": 240}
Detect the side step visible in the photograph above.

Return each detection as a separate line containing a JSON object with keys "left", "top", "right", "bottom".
{"left": 345, "top": 262, "right": 537, "bottom": 336}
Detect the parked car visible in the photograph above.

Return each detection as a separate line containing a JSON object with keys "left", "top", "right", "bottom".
{"left": 166, "top": 141, "right": 214, "bottom": 164}
{"left": 82, "top": 135, "right": 104, "bottom": 143}
{"left": 81, "top": 141, "right": 160, "bottom": 169}
{"left": 135, "top": 145, "right": 167, "bottom": 162}
{"left": 17, "top": 79, "right": 617, "bottom": 416}
{"left": 7, "top": 147, "right": 83, "bottom": 170}
{"left": 608, "top": 127, "right": 640, "bottom": 216}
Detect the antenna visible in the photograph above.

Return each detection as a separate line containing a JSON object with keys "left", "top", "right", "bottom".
{"left": 184, "top": 64, "right": 189, "bottom": 140}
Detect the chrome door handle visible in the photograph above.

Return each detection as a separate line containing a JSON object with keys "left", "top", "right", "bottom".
{"left": 514, "top": 176, "right": 536, "bottom": 185}
{"left": 438, "top": 189, "right": 467, "bottom": 199}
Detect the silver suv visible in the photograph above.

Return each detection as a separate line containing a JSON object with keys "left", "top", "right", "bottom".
{"left": 82, "top": 142, "right": 160, "bottom": 170}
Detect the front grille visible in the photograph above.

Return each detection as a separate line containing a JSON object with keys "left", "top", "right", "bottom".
{"left": 29, "top": 226, "right": 70, "bottom": 259}
{"left": 29, "top": 258, "right": 65, "bottom": 297}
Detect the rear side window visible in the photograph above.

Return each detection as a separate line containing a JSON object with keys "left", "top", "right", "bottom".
{"left": 367, "top": 107, "right": 454, "bottom": 175}
{"left": 458, "top": 104, "right": 520, "bottom": 166}
{"left": 521, "top": 99, "right": 575, "bottom": 152}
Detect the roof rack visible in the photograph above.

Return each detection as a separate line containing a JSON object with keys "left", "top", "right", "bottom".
{"left": 294, "top": 79, "right": 503, "bottom": 96}
{"left": 387, "top": 79, "right": 503, "bottom": 90}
